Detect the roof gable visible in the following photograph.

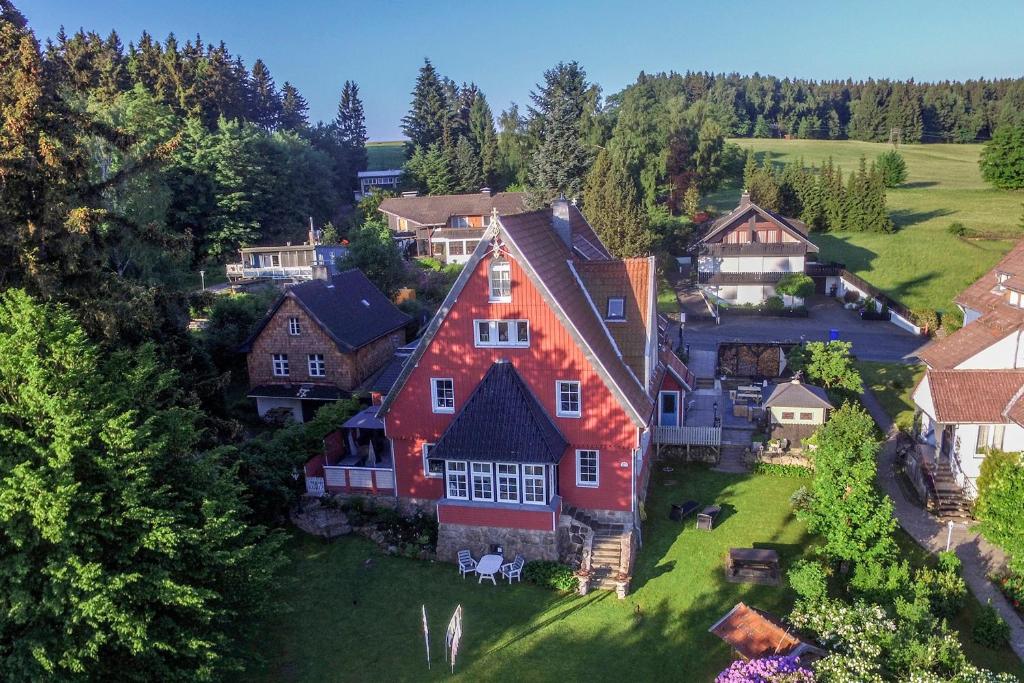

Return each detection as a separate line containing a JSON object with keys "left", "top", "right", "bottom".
{"left": 431, "top": 362, "right": 567, "bottom": 463}
{"left": 763, "top": 381, "right": 833, "bottom": 409}
{"left": 378, "top": 192, "right": 526, "bottom": 226}
{"left": 701, "top": 201, "right": 816, "bottom": 251}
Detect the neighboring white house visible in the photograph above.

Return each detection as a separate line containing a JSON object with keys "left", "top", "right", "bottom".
{"left": 355, "top": 169, "right": 402, "bottom": 200}
{"left": 696, "top": 193, "right": 820, "bottom": 306}
{"left": 912, "top": 240, "right": 1024, "bottom": 497}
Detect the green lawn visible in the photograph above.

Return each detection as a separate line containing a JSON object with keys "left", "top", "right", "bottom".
{"left": 367, "top": 141, "right": 407, "bottom": 171}
{"left": 856, "top": 360, "right": 926, "bottom": 432}
{"left": 713, "top": 139, "right": 1023, "bottom": 316}
{"left": 249, "top": 467, "right": 814, "bottom": 681}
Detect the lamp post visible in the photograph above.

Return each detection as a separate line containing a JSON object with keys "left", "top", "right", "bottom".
{"left": 199, "top": 269, "right": 206, "bottom": 291}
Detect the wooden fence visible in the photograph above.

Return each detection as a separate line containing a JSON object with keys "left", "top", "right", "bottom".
{"left": 653, "top": 425, "right": 722, "bottom": 446}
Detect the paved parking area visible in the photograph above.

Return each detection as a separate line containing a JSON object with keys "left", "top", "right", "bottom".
{"left": 681, "top": 296, "right": 927, "bottom": 364}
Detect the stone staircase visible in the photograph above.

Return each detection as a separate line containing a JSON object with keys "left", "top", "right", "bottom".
{"left": 931, "top": 462, "right": 972, "bottom": 521}
{"left": 589, "top": 530, "right": 627, "bottom": 590}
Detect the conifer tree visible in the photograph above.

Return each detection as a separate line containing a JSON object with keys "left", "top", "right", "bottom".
{"left": 823, "top": 158, "right": 847, "bottom": 231}
{"left": 279, "top": 81, "right": 309, "bottom": 131}
{"left": 247, "top": 58, "right": 280, "bottom": 129}
{"left": 453, "top": 135, "right": 483, "bottom": 193}
{"left": 582, "top": 149, "right": 652, "bottom": 258}
{"left": 468, "top": 91, "right": 498, "bottom": 186}
{"left": 335, "top": 80, "right": 368, "bottom": 174}
{"left": 497, "top": 104, "right": 530, "bottom": 188}
{"left": 752, "top": 114, "right": 771, "bottom": 138}
{"left": 401, "top": 58, "right": 447, "bottom": 154}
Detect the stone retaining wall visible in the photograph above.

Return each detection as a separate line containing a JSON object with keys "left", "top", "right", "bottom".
{"left": 436, "top": 523, "right": 559, "bottom": 563}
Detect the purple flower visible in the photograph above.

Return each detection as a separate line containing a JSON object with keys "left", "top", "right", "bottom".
{"left": 715, "top": 655, "right": 815, "bottom": 683}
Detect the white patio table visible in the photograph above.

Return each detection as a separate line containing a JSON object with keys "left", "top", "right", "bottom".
{"left": 476, "top": 554, "right": 503, "bottom": 585}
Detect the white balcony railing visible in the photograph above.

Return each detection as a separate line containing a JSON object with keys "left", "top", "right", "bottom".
{"left": 322, "top": 466, "right": 395, "bottom": 494}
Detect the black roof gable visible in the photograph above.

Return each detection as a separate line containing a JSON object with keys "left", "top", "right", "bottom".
{"left": 431, "top": 362, "right": 568, "bottom": 464}
{"left": 240, "top": 269, "right": 411, "bottom": 353}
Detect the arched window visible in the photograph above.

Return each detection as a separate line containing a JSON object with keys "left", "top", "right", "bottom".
{"left": 489, "top": 258, "right": 511, "bottom": 302}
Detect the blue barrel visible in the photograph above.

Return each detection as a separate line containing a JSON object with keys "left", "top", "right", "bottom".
{"left": 829, "top": 328, "right": 840, "bottom": 342}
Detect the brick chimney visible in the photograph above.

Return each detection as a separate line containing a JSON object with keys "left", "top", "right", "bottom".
{"left": 739, "top": 190, "right": 752, "bottom": 208}
{"left": 551, "top": 195, "right": 572, "bottom": 247}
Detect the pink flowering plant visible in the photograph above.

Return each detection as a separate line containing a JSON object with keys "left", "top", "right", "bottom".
{"left": 715, "top": 655, "right": 814, "bottom": 683}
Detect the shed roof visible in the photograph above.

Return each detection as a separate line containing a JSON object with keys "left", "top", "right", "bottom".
{"left": 430, "top": 362, "right": 567, "bottom": 464}
{"left": 763, "top": 380, "right": 833, "bottom": 410}
{"left": 709, "top": 603, "right": 808, "bottom": 660}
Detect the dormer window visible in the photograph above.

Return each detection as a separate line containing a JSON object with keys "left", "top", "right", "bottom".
{"left": 995, "top": 272, "right": 1010, "bottom": 292}
{"left": 451, "top": 216, "right": 470, "bottom": 228}
{"left": 606, "top": 297, "right": 625, "bottom": 321}
{"left": 489, "top": 259, "right": 511, "bottom": 302}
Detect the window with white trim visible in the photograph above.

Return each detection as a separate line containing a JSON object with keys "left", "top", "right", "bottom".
{"left": 423, "top": 443, "right": 444, "bottom": 478}
{"left": 272, "top": 354, "right": 289, "bottom": 376}
{"left": 471, "top": 462, "right": 494, "bottom": 501}
{"left": 522, "top": 465, "right": 546, "bottom": 504}
{"left": 497, "top": 463, "right": 519, "bottom": 503}
{"left": 288, "top": 317, "right": 301, "bottom": 335}
{"left": 489, "top": 259, "right": 511, "bottom": 301}
{"left": 474, "top": 319, "right": 529, "bottom": 347}
{"left": 606, "top": 297, "right": 625, "bottom": 321}
{"left": 556, "top": 381, "right": 581, "bottom": 417}
{"left": 451, "top": 216, "right": 470, "bottom": 228}
{"left": 431, "top": 378, "right": 454, "bottom": 413}
{"left": 445, "top": 461, "right": 468, "bottom": 499}
{"left": 576, "top": 450, "right": 599, "bottom": 487}
{"left": 307, "top": 354, "right": 325, "bottom": 377}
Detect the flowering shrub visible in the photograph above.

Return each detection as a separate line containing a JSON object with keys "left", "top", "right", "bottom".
{"left": 996, "top": 572, "right": 1024, "bottom": 613}
{"left": 715, "top": 655, "right": 814, "bottom": 682}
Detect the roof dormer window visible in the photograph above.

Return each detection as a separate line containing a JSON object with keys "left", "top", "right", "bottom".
{"left": 606, "top": 297, "right": 625, "bottom": 321}
{"left": 995, "top": 271, "right": 1010, "bottom": 292}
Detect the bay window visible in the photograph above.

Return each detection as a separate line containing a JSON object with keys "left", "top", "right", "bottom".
{"left": 496, "top": 464, "right": 519, "bottom": 503}
{"left": 445, "top": 461, "right": 468, "bottom": 499}
{"left": 471, "top": 463, "right": 494, "bottom": 501}
{"left": 522, "top": 465, "right": 547, "bottom": 504}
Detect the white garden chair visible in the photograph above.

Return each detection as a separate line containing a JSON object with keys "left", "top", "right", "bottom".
{"left": 457, "top": 549, "right": 477, "bottom": 578}
{"left": 501, "top": 555, "right": 525, "bottom": 584}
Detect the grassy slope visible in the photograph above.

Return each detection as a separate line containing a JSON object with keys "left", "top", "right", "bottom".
{"left": 366, "top": 141, "right": 407, "bottom": 171}
{"left": 251, "top": 468, "right": 814, "bottom": 682}
{"left": 856, "top": 360, "right": 926, "bottom": 431}
{"left": 711, "top": 139, "right": 1023, "bottom": 315}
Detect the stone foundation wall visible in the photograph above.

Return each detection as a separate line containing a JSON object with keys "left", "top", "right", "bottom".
{"left": 436, "top": 523, "right": 558, "bottom": 564}
{"left": 557, "top": 515, "right": 594, "bottom": 570}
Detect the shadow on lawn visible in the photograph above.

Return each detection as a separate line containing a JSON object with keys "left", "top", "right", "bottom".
{"left": 485, "top": 591, "right": 611, "bottom": 654}
{"left": 899, "top": 181, "right": 939, "bottom": 189}
{"left": 891, "top": 207, "right": 953, "bottom": 229}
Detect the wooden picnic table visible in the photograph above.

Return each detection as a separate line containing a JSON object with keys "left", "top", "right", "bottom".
{"left": 726, "top": 548, "right": 780, "bottom": 585}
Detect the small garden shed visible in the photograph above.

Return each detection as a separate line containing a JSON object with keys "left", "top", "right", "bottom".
{"left": 762, "top": 378, "right": 833, "bottom": 442}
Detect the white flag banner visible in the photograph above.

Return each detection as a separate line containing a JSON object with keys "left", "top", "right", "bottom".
{"left": 422, "top": 605, "right": 430, "bottom": 669}
{"left": 445, "top": 604, "right": 464, "bottom": 674}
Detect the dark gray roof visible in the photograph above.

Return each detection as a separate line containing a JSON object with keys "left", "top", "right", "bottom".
{"left": 366, "top": 352, "right": 411, "bottom": 394}
{"left": 431, "top": 362, "right": 567, "bottom": 464}
{"left": 241, "top": 269, "right": 411, "bottom": 353}
{"left": 763, "top": 380, "right": 833, "bottom": 410}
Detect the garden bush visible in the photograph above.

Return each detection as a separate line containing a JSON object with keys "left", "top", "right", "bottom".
{"left": 754, "top": 462, "right": 813, "bottom": 477}
{"left": 788, "top": 560, "right": 829, "bottom": 601}
{"left": 764, "top": 295, "right": 785, "bottom": 312}
{"left": 522, "top": 561, "right": 578, "bottom": 592}
{"left": 973, "top": 601, "right": 1010, "bottom": 648}
{"left": 914, "top": 554, "right": 966, "bottom": 619}
{"left": 997, "top": 572, "right": 1024, "bottom": 611}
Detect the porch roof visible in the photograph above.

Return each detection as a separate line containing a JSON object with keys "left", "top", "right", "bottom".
{"left": 431, "top": 361, "right": 567, "bottom": 464}
{"left": 342, "top": 406, "right": 385, "bottom": 430}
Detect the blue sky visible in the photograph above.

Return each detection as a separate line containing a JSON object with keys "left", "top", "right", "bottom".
{"left": 24, "top": 0, "right": 1024, "bottom": 140}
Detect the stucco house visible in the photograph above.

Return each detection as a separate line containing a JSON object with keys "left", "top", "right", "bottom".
{"left": 696, "top": 192, "right": 820, "bottom": 306}
{"left": 762, "top": 378, "right": 833, "bottom": 443}
{"left": 912, "top": 240, "right": 1024, "bottom": 499}
{"left": 240, "top": 269, "right": 411, "bottom": 422}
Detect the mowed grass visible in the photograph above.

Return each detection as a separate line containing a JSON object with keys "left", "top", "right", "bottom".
{"left": 367, "top": 141, "right": 407, "bottom": 171}
{"left": 711, "top": 139, "right": 1024, "bottom": 315}
{"left": 856, "top": 360, "right": 925, "bottom": 431}
{"left": 248, "top": 467, "right": 815, "bottom": 682}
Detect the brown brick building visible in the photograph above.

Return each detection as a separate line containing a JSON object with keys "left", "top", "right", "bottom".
{"left": 241, "top": 269, "right": 412, "bottom": 422}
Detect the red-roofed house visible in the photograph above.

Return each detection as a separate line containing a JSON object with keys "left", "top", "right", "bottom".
{"left": 306, "top": 198, "right": 693, "bottom": 587}
{"left": 912, "top": 241, "right": 1024, "bottom": 498}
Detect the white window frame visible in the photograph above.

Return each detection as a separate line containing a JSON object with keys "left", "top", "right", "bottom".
{"left": 489, "top": 259, "right": 512, "bottom": 302}
{"left": 556, "top": 380, "right": 581, "bottom": 418}
{"left": 976, "top": 424, "right": 1006, "bottom": 456}
{"left": 307, "top": 353, "right": 325, "bottom": 377}
{"left": 576, "top": 449, "right": 599, "bottom": 488}
{"left": 422, "top": 443, "right": 443, "bottom": 478}
{"left": 445, "top": 461, "right": 469, "bottom": 499}
{"left": 606, "top": 297, "right": 625, "bottom": 321}
{"left": 431, "top": 378, "right": 455, "bottom": 414}
{"left": 474, "top": 319, "right": 530, "bottom": 348}
{"left": 497, "top": 463, "right": 519, "bottom": 503}
{"left": 288, "top": 317, "right": 301, "bottom": 335}
{"left": 471, "top": 462, "right": 494, "bottom": 502}
{"left": 272, "top": 353, "right": 289, "bottom": 377}
{"left": 522, "top": 464, "right": 547, "bottom": 505}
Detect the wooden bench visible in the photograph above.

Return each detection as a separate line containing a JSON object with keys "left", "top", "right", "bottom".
{"left": 726, "top": 547, "right": 780, "bottom": 585}
{"left": 670, "top": 500, "right": 700, "bottom": 522}
{"left": 696, "top": 505, "right": 721, "bottom": 531}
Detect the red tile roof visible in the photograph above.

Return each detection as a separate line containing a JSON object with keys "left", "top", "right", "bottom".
{"left": 378, "top": 192, "right": 526, "bottom": 226}
{"left": 917, "top": 311, "right": 1022, "bottom": 369}
{"left": 708, "top": 603, "right": 804, "bottom": 660}
{"left": 955, "top": 240, "right": 1024, "bottom": 314}
{"left": 924, "top": 370, "right": 1024, "bottom": 423}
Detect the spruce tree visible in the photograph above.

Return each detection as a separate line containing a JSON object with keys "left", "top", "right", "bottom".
{"left": 826, "top": 109, "right": 842, "bottom": 139}
{"left": 823, "top": 158, "right": 847, "bottom": 231}
{"left": 526, "top": 61, "right": 594, "bottom": 206}
{"left": 401, "top": 58, "right": 447, "bottom": 154}
{"left": 497, "top": 104, "right": 530, "bottom": 188}
{"left": 247, "top": 58, "right": 280, "bottom": 129}
{"left": 453, "top": 135, "right": 483, "bottom": 193}
{"left": 753, "top": 114, "right": 771, "bottom": 138}
{"left": 582, "top": 149, "right": 652, "bottom": 258}
{"left": 468, "top": 91, "right": 498, "bottom": 187}
{"left": 865, "top": 161, "right": 894, "bottom": 232}
{"left": 279, "top": 81, "right": 309, "bottom": 131}
{"left": 335, "top": 80, "right": 368, "bottom": 174}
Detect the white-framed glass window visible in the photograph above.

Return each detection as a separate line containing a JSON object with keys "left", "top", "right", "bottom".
{"left": 445, "top": 461, "right": 468, "bottom": 499}
{"left": 606, "top": 297, "right": 625, "bottom": 321}
{"left": 489, "top": 259, "right": 511, "bottom": 302}
{"left": 451, "top": 216, "right": 470, "bottom": 228}
{"left": 272, "top": 353, "right": 289, "bottom": 377}
{"left": 422, "top": 443, "right": 444, "bottom": 478}
{"left": 497, "top": 463, "right": 519, "bottom": 503}
{"left": 471, "top": 462, "right": 494, "bottom": 501}
{"left": 474, "top": 319, "right": 529, "bottom": 347}
{"left": 522, "top": 465, "right": 546, "bottom": 504}
{"left": 976, "top": 424, "right": 1005, "bottom": 455}
{"left": 431, "top": 378, "right": 455, "bottom": 413}
{"left": 288, "top": 317, "right": 301, "bottom": 335}
{"left": 556, "top": 381, "right": 581, "bottom": 418}
{"left": 449, "top": 240, "right": 465, "bottom": 256}
{"left": 307, "top": 353, "right": 326, "bottom": 377}
{"left": 576, "top": 450, "right": 599, "bottom": 487}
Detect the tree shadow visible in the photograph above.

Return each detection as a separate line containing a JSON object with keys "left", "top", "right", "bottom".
{"left": 811, "top": 233, "right": 879, "bottom": 272}
{"left": 899, "top": 181, "right": 938, "bottom": 189}
{"left": 890, "top": 207, "right": 953, "bottom": 230}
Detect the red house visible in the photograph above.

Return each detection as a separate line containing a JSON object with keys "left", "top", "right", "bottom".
{"left": 307, "top": 199, "right": 693, "bottom": 579}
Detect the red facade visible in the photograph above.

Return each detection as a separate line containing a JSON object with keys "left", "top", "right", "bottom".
{"left": 385, "top": 249, "right": 640, "bottom": 515}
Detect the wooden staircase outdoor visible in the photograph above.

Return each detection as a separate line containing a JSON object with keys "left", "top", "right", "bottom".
{"left": 931, "top": 459, "right": 972, "bottom": 521}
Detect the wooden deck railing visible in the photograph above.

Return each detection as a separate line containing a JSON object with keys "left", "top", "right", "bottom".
{"left": 653, "top": 425, "right": 722, "bottom": 446}
{"left": 322, "top": 466, "right": 396, "bottom": 494}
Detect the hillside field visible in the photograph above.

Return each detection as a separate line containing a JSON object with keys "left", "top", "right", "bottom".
{"left": 366, "top": 141, "right": 406, "bottom": 171}
{"left": 711, "top": 139, "right": 1023, "bottom": 316}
